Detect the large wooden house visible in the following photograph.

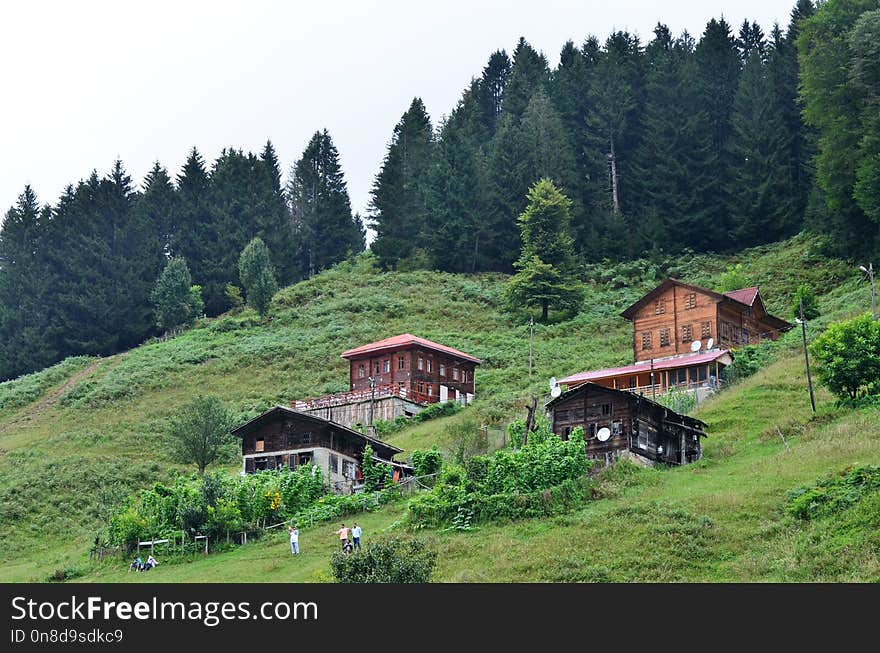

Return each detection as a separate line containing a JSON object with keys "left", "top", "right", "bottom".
{"left": 560, "top": 279, "right": 791, "bottom": 396}
{"left": 231, "top": 407, "right": 409, "bottom": 493}
{"left": 294, "top": 334, "right": 481, "bottom": 428}
{"left": 546, "top": 382, "right": 707, "bottom": 466}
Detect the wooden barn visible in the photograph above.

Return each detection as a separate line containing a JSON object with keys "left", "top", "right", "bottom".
{"left": 231, "top": 407, "right": 410, "bottom": 493}
{"left": 545, "top": 382, "right": 707, "bottom": 466}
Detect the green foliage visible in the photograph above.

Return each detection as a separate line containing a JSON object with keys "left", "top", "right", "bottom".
{"left": 788, "top": 466, "right": 880, "bottom": 520}
{"left": 0, "top": 356, "right": 93, "bottom": 413}
{"left": 238, "top": 237, "right": 278, "bottom": 316}
{"left": 225, "top": 284, "right": 244, "bottom": 311}
{"left": 721, "top": 341, "right": 778, "bottom": 384}
{"left": 654, "top": 387, "right": 698, "bottom": 415}
{"left": 718, "top": 263, "right": 749, "bottom": 292}
{"left": 411, "top": 447, "right": 443, "bottom": 478}
{"left": 446, "top": 417, "right": 488, "bottom": 465}
{"left": 151, "top": 258, "right": 203, "bottom": 332}
{"left": 809, "top": 313, "right": 880, "bottom": 400}
{"left": 792, "top": 283, "right": 820, "bottom": 320}
{"left": 505, "top": 179, "right": 584, "bottom": 321}
{"left": 361, "top": 444, "right": 385, "bottom": 491}
{"left": 407, "top": 420, "right": 595, "bottom": 529}
{"left": 168, "top": 395, "right": 235, "bottom": 475}
{"left": 330, "top": 536, "right": 437, "bottom": 583}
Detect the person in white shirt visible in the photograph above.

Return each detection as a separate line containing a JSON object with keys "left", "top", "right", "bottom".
{"left": 288, "top": 525, "right": 299, "bottom": 555}
{"left": 351, "top": 523, "right": 362, "bottom": 549}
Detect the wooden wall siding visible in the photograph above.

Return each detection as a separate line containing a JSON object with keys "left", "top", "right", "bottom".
{"left": 242, "top": 418, "right": 368, "bottom": 460}
{"left": 632, "top": 287, "right": 718, "bottom": 362}
{"left": 348, "top": 346, "right": 476, "bottom": 397}
{"left": 548, "top": 385, "right": 703, "bottom": 465}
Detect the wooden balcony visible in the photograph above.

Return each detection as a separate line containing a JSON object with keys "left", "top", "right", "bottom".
{"left": 293, "top": 384, "right": 441, "bottom": 411}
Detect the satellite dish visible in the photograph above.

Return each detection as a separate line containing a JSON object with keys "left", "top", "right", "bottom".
{"left": 597, "top": 427, "right": 611, "bottom": 442}
{"left": 550, "top": 385, "right": 562, "bottom": 398}
{"left": 706, "top": 337, "right": 714, "bottom": 350}
{"left": 549, "top": 377, "right": 557, "bottom": 390}
{"left": 690, "top": 340, "right": 702, "bottom": 352}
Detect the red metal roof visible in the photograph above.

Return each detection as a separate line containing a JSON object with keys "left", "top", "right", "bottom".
{"left": 340, "top": 333, "right": 482, "bottom": 364}
{"left": 723, "top": 287, "right": 760, "bottom": 306}
{"left": 559, "top": 349, "right": 731, "bottom": 385}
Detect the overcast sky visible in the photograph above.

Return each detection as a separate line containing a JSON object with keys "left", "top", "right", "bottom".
{"left": 1, "top": 0, "right": 799, "bottom": 230}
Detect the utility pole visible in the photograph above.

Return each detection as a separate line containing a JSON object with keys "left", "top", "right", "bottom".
{"left": 861, "top": 263, "right": 876, "bottom": 320}
{"left": 368, "top": 376, "right": 376, "bottom": 430}
{"left": 800, "top": 298, "right": 816, "bottom": 413}
{"left": 528, "top": 317, "right": 535, "bottom": 378}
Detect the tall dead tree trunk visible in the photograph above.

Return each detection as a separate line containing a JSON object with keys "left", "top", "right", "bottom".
{"left": 524, "top": 395, "right": 538, "bottom": 447}
{"left": 608, "top": 134, "right": 620, "bottom": 214}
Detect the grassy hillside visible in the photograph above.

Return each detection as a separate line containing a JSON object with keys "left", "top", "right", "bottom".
{"left": 1, "top": 233, "right": 875, "bottom": 582}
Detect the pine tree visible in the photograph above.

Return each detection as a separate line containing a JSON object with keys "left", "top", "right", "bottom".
{"left": 504, "top": 179, "right": 583, "bottom": 321}
{"left": 501, "top": 38, "right": 551, "bottom": 121}
{"left": 632, "top": 26, "right": 717, "bottom": 252}
{"left": 138, "top": 161, "right": 176, "bottom": 258}
{"left": 726, "top": 49, "right": 797, "bottom": 246}
{"left": 424, "top": 81, "right": 489, "bottom": 272}
{"left": 0, "top": 187, "right": 55, "bottom": 379}
{"left": 151, "top": 257, "right": 203, "bottom": 332}
{"left": 238, "top": 237, "right": 278, "bottom": 317}
{"left": 694, "top": 17, "right": 742, "bottom": 235}
{"left": 477, "top": 50, "right": 511, "bottom": 137}
{"left": 288, "top": 130, "right": 364, "bottom": 278}
{"left": 369, "top": 98, "right": 434, "bottom": 269}
{"left": 256, "top": 141, "right": 296, "bottom": 284}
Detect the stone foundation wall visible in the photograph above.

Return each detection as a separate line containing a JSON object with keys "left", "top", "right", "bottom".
{"left": 302, "top": 396, "right": 426, "bottom": 429}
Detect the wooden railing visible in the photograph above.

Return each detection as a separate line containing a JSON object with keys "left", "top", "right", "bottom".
{"left": 293, "top": 384, "right": 441, "bottom": 411}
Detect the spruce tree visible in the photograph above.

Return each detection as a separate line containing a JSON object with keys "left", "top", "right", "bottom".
{"left": 238, "top": 237, "right": 278, "bottom": 317}
{"left": 151, "top": 257, "right": 203, "bottom": 332}
{"left": 369, "top": 98, "right": 434, "bottom": 269}
{"left": 477, "top": 50, "right": 511, "bottom": 137}
{"left": 502, "top": 38, "right": 551, "bottom": 121}
{"left": 504, "top": 179, "right": 583, "bottom": 321}
{"left": 0, "top": 187, "right": 55, "bottom": 379}
{"left": 288, "top": 130, "right": 364, "bottom": 278}
{"left": 726, "top": 49, "right": 797, "bottom": 246}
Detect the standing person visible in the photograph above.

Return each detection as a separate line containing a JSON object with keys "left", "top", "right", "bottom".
{"left": 288, "top": 525, "right": 299, "bottom": 555}
{"left": 351, "top": 523, "right": 362, "bottom": 550}
{"left": 334, "top": 523, "right": 349, "bottom": 550}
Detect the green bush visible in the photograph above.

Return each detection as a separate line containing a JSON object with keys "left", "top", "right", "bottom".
{"left": 411, "top": 447, "right": 443, "bottom": 478}
{"left": 788, "top": 466, "right": 880, "bottom": 520}
{"left": 330, "top": 536, "right": 437, "bottom": 583}
{"left": 809, "top": 313, "right": 880, "bottom": 401}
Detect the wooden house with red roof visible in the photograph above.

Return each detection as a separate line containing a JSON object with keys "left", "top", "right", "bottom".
{"left": 559, "top": 279, "right": 791, "bottom": 396}
{"left": 294, "top": 334, "right": 481, "bottom": 429}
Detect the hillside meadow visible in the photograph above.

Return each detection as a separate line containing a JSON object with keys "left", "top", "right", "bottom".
{"left": 0, "top": 233, "right": 876, "bottom": 582}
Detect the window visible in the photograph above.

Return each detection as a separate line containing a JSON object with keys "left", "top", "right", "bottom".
{"left": 587, "top": 423, "right": 597, "bottom": 439}
{"left": 701, "top": 321, "right": 712, "bottom": 339}
{"left": 721, "top": 322, "right": 730, "bottom": 342}
{"left": 691, "top": 365, "right": 708, "bottom": 382}
{"left": 299, "top": 452, "right": 312, "bottom": 466}
{"left": 439, "top": 364, "right": 446, "bottom": 377}
{"left": 374, "top": 364, "right": 380, "bottom": 374}
{"left": 685, "top": 292, "right": 697, "bottom": 309}
{"left": 343, "top": 461, "right": 356, "bottom": 478}
{"left": 398, "top": 357, "right": 405, "bottom": 370}
{"left": 655, "top": 299, "right": 666, "bottom": 314}
{"left": 417, "top": 381, "right": 424, "bottom": 393}
{"left": 383, "top": 359, "right": 390, "bottom": 373}
{"left": 659, "top": 327, "right": 670, "bottom": 347}
{"left": 676, "top": 368, "right": 688, "bottom": 385}
{"left": 601, "top": 403, "right": 612, "bottom": 416}
{"left": 427, "top": 359, "right": 433, "bottom": 373}
{"left": 452, "top": 368, "right": 459, "bottom": 381}
{"left": 611, "top": 421, "right": 622, "bottom": 435}
{"left": 358, "top": 365, "right": 365, "bottom": 379}
{"left": 641, "top": 332, "right": 652, "bottom": 350}
{"left": 302, "top": 432, "right": 312, "bottom": 445}
{"left": 418, "top": 357, "right": 424, "bottom": 371}
{"left": 255, "top": 438, "right": 264, "bottom": 453}
{"left": 561, "top": 426, "right": 572, "bottom": 439}
{"left": 329, "top": 454, "right": 339, "bottom": 473}
{"left": 427, "top": 385, "right": 433, "bottom": 396}
{"left": 681, "top": 324, "right": 693, "bottom": 343}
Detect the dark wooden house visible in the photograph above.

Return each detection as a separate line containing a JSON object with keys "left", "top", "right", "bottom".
{"left": 546, "top": 382, "right": 707, "bottom": 466}
{"left": 231, "top": 407, "right": 408, "bottom": 493}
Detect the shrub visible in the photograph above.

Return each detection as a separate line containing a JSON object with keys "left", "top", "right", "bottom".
{"left": 411, "top": 447, "right": 443, "bottom": 478}
{"left": 330, "top": 536, "right": 437, "bottom": 583}
{"left": 809, "top": 313, "right": 880, "bottom": 401}
{"left": 792, "top": 284, "right": 820, "bottom": 321}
